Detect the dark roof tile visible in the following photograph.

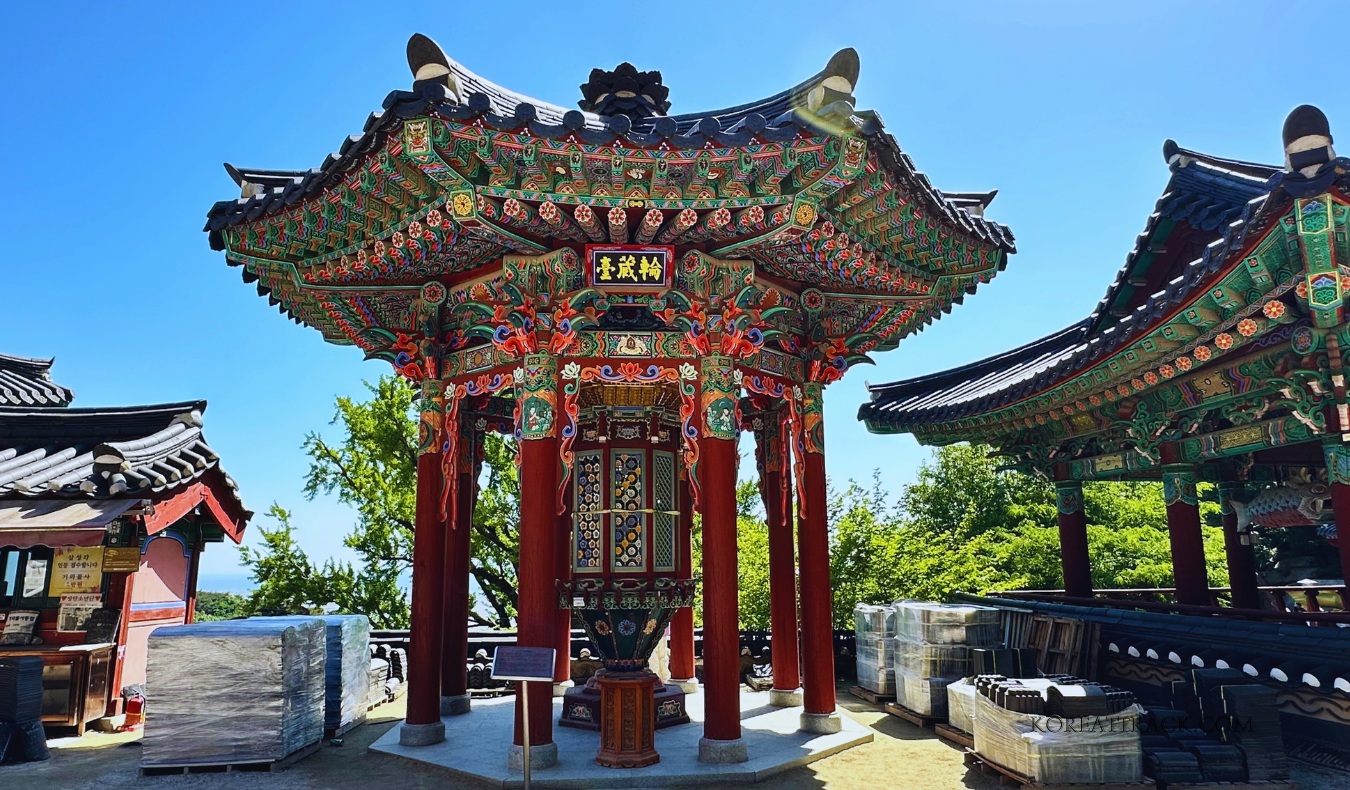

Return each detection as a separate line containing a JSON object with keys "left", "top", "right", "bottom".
{"left": 0, "top": 353, "right": 74, "bottom": 407}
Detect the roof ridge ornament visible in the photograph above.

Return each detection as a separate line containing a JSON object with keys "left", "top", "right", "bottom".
{"left": 804, "top": 48, "right": 859, "bottom": 118}
{"left": 1274, "top": 105, "right": 1344, "bottom": 198}
{"left": 579, "top": 63, "right": 671, "bottom": 120}
{"left": 407, "top": 33, "right": 462, "bottom": 102}
{"left": 1283, "top": 104, "right": 1335, "bottom": 176}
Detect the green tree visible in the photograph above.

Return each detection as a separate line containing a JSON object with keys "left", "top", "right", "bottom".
{"left": 734, "top": 480, "right": 771, "bottom": 629}
{"left": 717, "top": 443, "right": 1232, "bottom": 628}
{"left": 194, "top": 591, "right": 248, "bottom": 622}
{"left": 238, "top": 505, "right": 409, "bottom": 627}
{"left": 239, "top": 375, "right": 521, "bottom": 627}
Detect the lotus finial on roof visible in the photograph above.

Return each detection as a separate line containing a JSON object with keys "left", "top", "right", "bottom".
{"left": 579, "top": 63, "right": 670, "bottom": 120}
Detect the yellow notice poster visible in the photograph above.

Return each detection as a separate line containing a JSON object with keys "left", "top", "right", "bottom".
{"left": 50, "top": 546, "right": 104, "bottom": 595}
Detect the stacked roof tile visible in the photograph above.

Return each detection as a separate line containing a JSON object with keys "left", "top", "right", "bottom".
{"left": 0, "top": 402, "right": 244, "bottom": 508}
{"left": 0, "top": 354, "right": 74, "bottom": 407}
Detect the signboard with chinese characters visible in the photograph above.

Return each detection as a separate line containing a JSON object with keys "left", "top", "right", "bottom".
{"left": 50, "top": 546, "right": 104, "bottom": 596}
{"left": 586, "top": 245, "right": 674, "bottom": 289}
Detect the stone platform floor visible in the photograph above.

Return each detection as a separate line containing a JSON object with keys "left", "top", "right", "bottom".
{"left": 369, "top": 688, "right": 873, "bottom": 787}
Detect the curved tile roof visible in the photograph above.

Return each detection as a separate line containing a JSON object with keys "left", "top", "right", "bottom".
{"left": 206, "top": 47, "right": 1013, "bottom": 255}
{"left": 0, "top": 353, "right": 73, "bottom": 407}
{"left": 0, "top": 401, "right": 247, "bottom": 514}
{"left": 860, "top": 145, "right": 1291, "bottom": 431}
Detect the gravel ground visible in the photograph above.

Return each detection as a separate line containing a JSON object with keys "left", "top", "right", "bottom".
{"left": 5, "top": 690, "right": 1347, "bottom": 790}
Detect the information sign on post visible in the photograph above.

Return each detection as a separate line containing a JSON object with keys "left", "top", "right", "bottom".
{"left": 491, "top": 646, "right": 556, "bottom": 790}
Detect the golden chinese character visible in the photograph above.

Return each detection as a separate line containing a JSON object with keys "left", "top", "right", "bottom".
{"left": 639, "top": 255, "right": 662, "bottom": 281}
{"left": 596, "top": 255, "right": 615, "bottom": 280}
{"left": 618, "top": 254, "right": 636, "bottom": 280}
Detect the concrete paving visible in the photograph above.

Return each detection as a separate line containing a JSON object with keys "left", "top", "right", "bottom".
{"left": 369, "top": 689, "right": 873, "bottom": 787}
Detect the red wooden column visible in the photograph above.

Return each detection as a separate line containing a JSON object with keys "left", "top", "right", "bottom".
{"left": 511, "top": 353, "right": 559, "bottom": 770}
{"left": 1323, "top": 442, "right": 1350, "bottom": 607}
{"left": 697, "top": 355, "right": 748, "bottom": 764}
{"left": 797, "top": 383, "right": 841, "bottom": 734}
{"left": 400, "top": 379, "right": 448, "bottom": 746}
{"left": 1161, "top": 446, "right": 1210, "bottom": 607}
{"left": 554, "top": 493, "right": 573, "bottom": 695}
{"left": 1218, "top": 482, "right": 1261, "bottom": 610}
{"left": 440, "top": 424, "right": 476, "bottom": 717}
{"left": 1053, "top": 474, "right": 1092, "bottom": 598}
{"left": 762, "top": 411, "right": 801, "bottom": 707}
{"left": 669, "top": 476, "right": 697, "bottom": 689}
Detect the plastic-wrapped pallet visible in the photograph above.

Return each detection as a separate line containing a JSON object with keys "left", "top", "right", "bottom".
{"left": 972, "top": 692, "right": 1143, "bottom": 784}
{"left": 894, "top": 601, "right": 1001, "bottom": 646}
{"left": 947, "top": 678, "right": 978, "bottom": 734}
{"left": 367, "top": 658, "right": 390, "bottom": 710}
{"left": 853, "top": 603, "right": 897, "bottom": 694}
{"left": 891, "top": 601, "right": 999, "bottom": 715}
{"left": 143, "top": 619, "right": 325, "bottom": 768}
{"left": 247, "top": 615, "right": 371, "bottom": 731}
{"left": 896, "top": 672, "right": 951, "bottom": 716}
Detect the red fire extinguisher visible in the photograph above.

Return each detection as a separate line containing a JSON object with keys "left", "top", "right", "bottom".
{"left": 121, "top": 693, "right": 145, "bottom": 732}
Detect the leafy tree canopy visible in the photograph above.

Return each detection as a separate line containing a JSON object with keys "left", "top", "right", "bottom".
{"left": 738, "top": 443, "right": 1229, "bottom": 628}
{"left": 238, "top": 375, "right": 521, "bottom": 628}
{"left": 193, "top": 591, "right": 248, "bottom": 622}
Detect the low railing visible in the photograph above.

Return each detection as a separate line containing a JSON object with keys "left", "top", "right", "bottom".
{"left": 993, "top": 588, "right": 1350, "bottom": 626}
{"left": 368, "top": 627, "right": 861, "bottom": 692}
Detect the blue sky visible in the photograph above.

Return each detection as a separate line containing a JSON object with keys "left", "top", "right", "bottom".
{"left": 2, "top": 2, "right": 1345, "bottom": 591}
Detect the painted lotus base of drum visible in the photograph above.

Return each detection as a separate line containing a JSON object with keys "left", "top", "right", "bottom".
{"left": 370, "top": 689, "right": 872, "bottom": 787}
{"left": 559, "top": 675, "right": 690, "bottom": 732}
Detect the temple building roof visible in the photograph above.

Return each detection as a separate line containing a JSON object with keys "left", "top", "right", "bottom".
{"left": 203, "top": 36, "right": 1014, "bottom": 367}
{"left": 207, "top": 47, "right": 1012, "bottom": 253}
{"left": 861, "top": 113, "right": 1350, "bottom": 450}
{"left": 0, "top": 353, "right": 74, "bottom": 407}
{"left": 0, "top": 400, "right": 248, "bottom": 521}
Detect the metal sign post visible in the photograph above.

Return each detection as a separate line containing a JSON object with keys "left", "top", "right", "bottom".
{"left": 491, "top": 646, "right": 556, "bottom": 790}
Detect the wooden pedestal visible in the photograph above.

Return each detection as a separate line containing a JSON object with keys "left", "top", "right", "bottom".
{"left": 595, "top": 669, "right": 659, "bottom": 769}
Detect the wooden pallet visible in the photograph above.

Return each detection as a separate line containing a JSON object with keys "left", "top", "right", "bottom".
{"left": 141, "top": 740, "right": 322, "bottom": 776}
{"left": 324, "top": 713, "right": 367, "bottom": 740}
{"left": 848, "top": 685, "right": 894, "bottom": 705}
{"left": 963, "top": 749, "right": 1155, "bottom": 790}
{"left": 1160, "top": 782, "right": 1297, "bottom": 790}
{"left": 935, "top": 723, "right": 974, "bottom": 749}
{"left": 884, "top": 701, "right": 943, "bottom": 729}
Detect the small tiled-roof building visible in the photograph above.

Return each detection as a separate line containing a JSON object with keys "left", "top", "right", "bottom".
{"left": 0, "top": 353, "right": 249, "bottom": 733}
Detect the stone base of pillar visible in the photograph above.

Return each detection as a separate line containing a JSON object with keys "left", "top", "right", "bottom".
{"left": 507, "top": 741, "right": 559, "bottom": 771}
{"left": 769, "top": 687, "right": 803, "bottom": 708}
{"left": 399, "top": 720, "right": 446, "bottom": 746}
{"left": 552, "top": 680, "right": 574, "bottom": 698}
{"left": 698, "top": 736, "right": 748, "bottom": 764}
{"left": 440, "top": 694, "right": 471, "bottom": 716}
{"left": 799, "top": 712, "right": 842, "bottom": 734}
{"left": 670, "top": 677, "right": 699, "bottom": 694}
